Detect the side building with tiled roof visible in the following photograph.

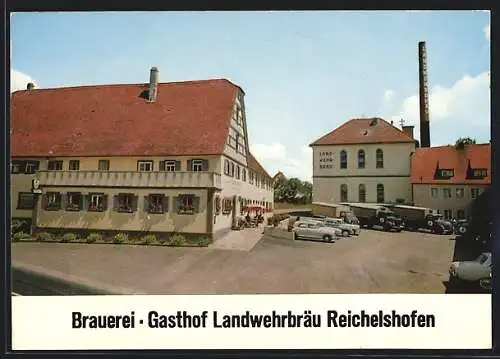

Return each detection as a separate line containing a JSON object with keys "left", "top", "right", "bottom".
{"left": 309, "top": 117, "right": 416, "bottom": 204}
{"left": 410, "top": 143, "right": 491, "bottom": 220}
{"left": 10, "top": 68, "right": 274, "bottom": 239}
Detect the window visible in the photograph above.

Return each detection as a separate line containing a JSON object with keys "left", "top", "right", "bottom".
{"left": 191, "top": 159, "right": 204, "bottom": 172}
{"left": 468, "top": 168, "right": 488, "bottom": 179}
{"left": 376, "top": 149, "right": 384, "bottom": 169}
{"left": 88, "top": 193, "right": 107, "bottom": 212}
{"left": 242, "top": 168, "right": 247, "bottom": 181}
{"left": 455, "top": 188, "right": 465, "bottom": 198}
{"left": 430, "top": 188, "right": 438, "bottom": 197}
{"left": 249, "top": 171, "right": 254, "bottom": 184}
{"left": 236, "top": 165, "right": 240, "bottom": 179}
{"left": 43, "top": 192, "right": 61, "bottom": 211}
{"left": 69, "top": 160, "right": 80, "bottom": 171}
{"left": 236, "top": 134, "right": 240, "bottom": 151}
{"left": 224, "top": 159, "right": 230, "bottom": 175}
{"left": 145, "top": 194, "right": 168, "bottom": 214}
{"left": 340, "top": 150, "right": 347, "bottom": 169}
{"left": 358, "top": 184, "right": 366, "bottom": 203}
{"left": 175, "top": 195, "right": 200, "bottom": 215}
{"left": 443, "top": 209, "right": 453, "bottom": 220}
{"left": 471, "top": 188, "right": 481, "bottom": 199}
{"left": 435, "top": 168, "right": 454, "bottom": 180}
{"left": 48, "top": 160, "right": 63, "bottom": 171}
{"left": 230, "top": 162, "right": 235, "bottom": 177}
{"left": 11, "top": 161, "right": 21, "bottom": 174}
{"left": 443, "top": 188, "right": 452, "bottom": 199}
{"left": 65, "top": 192, "right": 83, "bottom": 211}
{"left": 24, "top": 161, "right": 40, "bottom": 174}
{"left": 357, "top": 150, "right": 365, "bottom": 169}
{"left": 376, "top": 184, "right": 385, "bottom": 203}
{"left": 137, "top": 160, "right": 153, "bottom": 172}
{"left": 164, "top": 161, "right": 180, "bottom": 172}
{"left": 340, "top": 184, "right": 348, "bottom": 202}
{"left": 457, "top": 210, "right": 466, "bottom": 219}
{"left": 115, "top": 193, "right": 136, "bottom": 213}
{"left": 98, "top": 159, "right": 110, "bottom": 171}
{"left": 222, "top": 198, "right": 233, "bottom": 215}
{"left": 17, "top": 192, "right": 35, "bottom": 209}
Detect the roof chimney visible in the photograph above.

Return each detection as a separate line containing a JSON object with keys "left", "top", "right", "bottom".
{"left": 26, "top": 82, "right": 35, "bottom": 91}
{"left": 402, "top": 125, "right": 414, "bottom": 139}
{"left": 148, "top": 67, "right": 159, "bottom": 103}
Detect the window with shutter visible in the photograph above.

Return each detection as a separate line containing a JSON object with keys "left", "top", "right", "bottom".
{"left": 17, "top": 192, "right": 35, "bottom": 209}
{"left": 191, "top": 159, "right": 203, "bottom": 172}
{"left": 177, "top": 195, "right": 195, "bottom": 215}
{"left": 11, "top": 160, "right": 23, "bottom": 174}
{"left": 48, "top": 160, "right": 63, "bottom": 171}
{"left": 137, "top": 160, "right": 153, "bottom": 172}
{"left": 25, "top": 160, "right": 40, "bottom": 174}
{"left": 66, "top": 192, "right": 83, "bottom": 211}
{"left": 147, "top": 194, "right": 166, "bottom": 213}
{"left": 88, "top": 193, "right": 106, "bottom": 212}
{"left": 164, "top": 160, "right": 176, "bottom": 171}
{"left": 98, "top": 159, "right": 110, "bottom": 171}
{"left": 117, "top": 193, "right": 134, "bottom": 213}
{"left": 69, "top": 160, "right": 80, "bottom": 171}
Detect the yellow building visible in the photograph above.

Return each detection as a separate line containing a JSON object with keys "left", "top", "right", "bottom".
{"left": 410, "top": 143, "right": 491, "bottom": 219}
{"left": 309, "top": 118, "right": 416, "bottom": 204}
{"left": 10, "top": 68, "right": 274, "bottom": 239}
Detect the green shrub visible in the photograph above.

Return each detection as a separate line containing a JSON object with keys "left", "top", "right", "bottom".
{"left": 37, "top": 232, "right": 53, "bottom": 241}
{"left": 61, "top": 232, "right": 78, "bottom": 243}
{"left": 140, "top": 234, "right": 157, "bottom": 245}
{"left": 11, "top": 219, "right": 26, "bottom": 235}
{"left": 12, "top": 232, "right": 32, "bottom": 242}
{"left": 113, "top": 232, "right": 129, "bottom": 244}
{"left": 190, "top": 236, "right": 212, "bottom": 246}
{"left": 169, "top": 233, "right": 186, "bottom": 247}
{"left": 86, "top": 233, "right": 102, "bottom": 244}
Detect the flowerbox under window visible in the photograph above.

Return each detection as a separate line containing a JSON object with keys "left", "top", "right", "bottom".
{"left": 65, "top": 203, "right": 81, "bottom": 212}
{"left": 118, "top": 206, "right": 133, "bottom": 213}
{"left": 178, "top": 206, "right": 195, "bottom": 215}
{"left": 45, "top": 203, "right": 61, "bottom": 211}
{"left": 88, "top": 205, "right": 105, "bottom": 212}
{"left": 148, "top": 204, "right": 164, "bottom": 214}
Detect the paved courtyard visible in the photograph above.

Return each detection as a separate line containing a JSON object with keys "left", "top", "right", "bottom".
{"left": 11, "top": 229, "right": 456, "bottom": 294}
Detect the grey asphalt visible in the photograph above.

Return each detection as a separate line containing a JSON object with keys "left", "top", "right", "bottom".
{"left": 11, "top": 229, "right": 456, "bottom": 294}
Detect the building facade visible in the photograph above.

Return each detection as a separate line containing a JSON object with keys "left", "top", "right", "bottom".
{"left": 10, "top": 69, "right": 274, "bottom": 239}
{"left": 410, "top": 144, "right": 491, "bottom": 219}
{"left": 310, "top": 118, "right": 416, "bottom": 204}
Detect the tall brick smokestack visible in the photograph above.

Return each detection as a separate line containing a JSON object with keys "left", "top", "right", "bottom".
{"left": 418, "top": 41, "right": 430, "bottom": 148}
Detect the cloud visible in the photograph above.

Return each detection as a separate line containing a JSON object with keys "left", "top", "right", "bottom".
{"left": 382, "top": 89, "right": 394, "bottom": 104}
{"left": 11, "top": 69, "right": 37, "bottom": 92}
{"left": 484, "top": 24, "right": 490, "bottom": 41}
{"left": 389, "top": 71, "right": 490, "bottom": 144}
{"left": 250, "top": 143, "right": 312, "bottom": 182}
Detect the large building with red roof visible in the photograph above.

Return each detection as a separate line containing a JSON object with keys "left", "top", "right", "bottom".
{"left": 410, "top": 143, "right": 491, "bottom": 219}
{"left": 310, "top": 117, "right": 417, "bottom": 204}
{"left": 10, "top": 68, "right": 274, "bottom": 239}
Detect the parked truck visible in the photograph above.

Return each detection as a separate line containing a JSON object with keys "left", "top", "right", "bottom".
{"left": 311, "top": 202, "right": 360, "bottom": 225}
{"left": 346, "top": 203, "right": 404, "bottom": 232}
{"left": 391, "top": 204, "right": 453, "bottom": 235}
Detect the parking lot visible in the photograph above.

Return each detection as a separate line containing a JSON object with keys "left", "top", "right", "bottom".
{"left": 11, "top": 228, "right": 458, "bottom": 294}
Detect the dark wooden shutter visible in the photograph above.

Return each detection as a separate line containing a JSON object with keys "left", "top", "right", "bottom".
{"left": 162, "top": 196, "right": 169, "bottom": 212}
{"left": 187, "top": 160, "right": 193, "bottom": 171}
{"left": 42, "top": 194, "right": 48, "bottom": 209}
{"left": 136, "top": 161, "right": 141, "bottom": 171}
{"left": 173, "top": 197, "right": 179, "bottom": 213}
{"left": 144, "top": 195, "right": 150, "bottom": 212}
{"left": 175, "top": 161, "right": 181, "bottom": 171}
{"left": 113, "top": 195, "right": 119, "bottom": 211}
{"left": 60, "top": 193, "right": 68, "bottom": 210}
{"left": 203, "top": 160, "right": 209, "bottom": 171}
{"left": 102, "top": 194, "right": 108, "bottom": 211}
{"left": 193, "top": 196, "right": 201, "bottom": 213}
{"left": 159, "top": 161, "right": 165, "bottom": 171}
{"left": 132, "top": 195, "right": 138, "bottom": 212}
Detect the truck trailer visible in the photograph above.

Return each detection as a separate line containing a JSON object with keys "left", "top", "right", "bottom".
{"left": 311, "top": 202, "right": 359, "bottom": 225}
{"left": 391, "top": 204, "right": 453, "bottom": 235}
{"left": 345, "top": 203, "right": 404, "bottom": 232}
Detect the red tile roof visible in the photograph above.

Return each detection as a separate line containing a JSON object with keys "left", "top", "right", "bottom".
{"left": 11, "top": 79, "right": 239, "bottom": 157}
{"left": 247, "top": 153, "right": 272, "bottom": 179}
{"left": 410, "top": 144, "right": 491, "bottom": 185}
{"left": 310, "top": 117, "right": 415, "bottom": 146}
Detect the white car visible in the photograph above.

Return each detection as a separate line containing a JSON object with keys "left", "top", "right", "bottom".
{"left": 321, "top": 217, "right": 360, "bottom": 236}
{"left": 292, "top": 221, "right": 338, "bottom": 242}
{"left": 295, "top": 219, "right": 342, "bottom": 237}
{"left": 449, "top": 252, "right": 492, "bottom": 286}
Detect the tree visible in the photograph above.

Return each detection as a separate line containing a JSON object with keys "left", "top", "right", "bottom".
{"left": 455, "top": 137, "right": 476, "bottom": 149}
{"left": 273, "top": 176, "right": 313, "bottom": 204}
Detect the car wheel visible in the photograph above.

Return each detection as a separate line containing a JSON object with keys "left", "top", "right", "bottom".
{"left": 293, "top": 232, "right": 297, "bottom": 241}
{"left": 342, "top": 230, "right": 350, "bottom": 237}
{"left": 479, "top": 277, "right": 492, "bottom": 291}
{"left": 322, "top": 235, "right": 331, "bottom": 242}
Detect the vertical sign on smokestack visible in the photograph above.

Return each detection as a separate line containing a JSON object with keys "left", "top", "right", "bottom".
{"left": 148, "top": 67, "right": 159, "bottom": 103}
{"left": 418, "top": 41, "right": 431, "bottom": 148}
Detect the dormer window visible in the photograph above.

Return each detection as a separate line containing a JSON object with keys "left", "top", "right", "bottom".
{"left": 434, "top": 168, "right": 454, "bottom": 179}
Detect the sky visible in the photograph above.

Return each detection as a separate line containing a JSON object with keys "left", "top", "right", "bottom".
{"left": 10, "top": 11, "right": 491, "bottom": 181}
